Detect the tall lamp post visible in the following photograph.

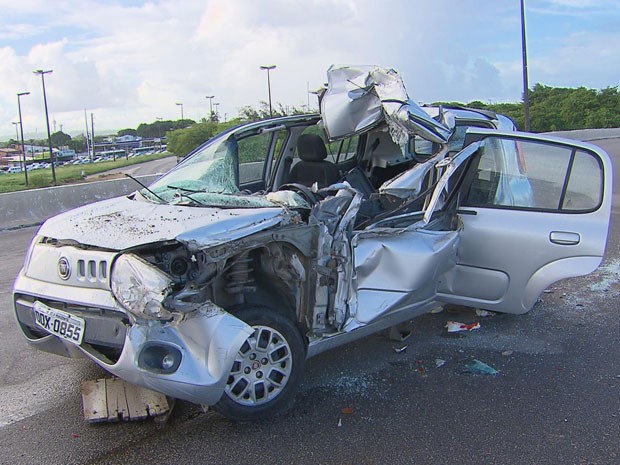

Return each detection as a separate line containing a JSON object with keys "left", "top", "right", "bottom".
{"left": 259, "top": 65, "right": 276, "bottom": 117}
{"left": 520, "top": 0, "right": 530, "bottom": 131}
{"left": 12, "top": 121, "right": 20, "bottom": 163}
{"left": 214, "top": 102, "right": 220, "bottom": 121}
{"left": 205, "top": 95, "right": 215, "bottom": 121}
{"left": 156, "top": 117, "right": 163, "bottom": 149}
{"left": 34, "top": 69, "right": 56, "bottom": 184}
{"left": 175, "top": 102, "right": 184, "bottom": 122}
{"left": 17, "top": 91, "right": 30, "bottom": 186}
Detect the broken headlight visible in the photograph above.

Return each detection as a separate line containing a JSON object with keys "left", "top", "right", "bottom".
{"left": 111, "top": 254, "right": 173, "bottom": 320}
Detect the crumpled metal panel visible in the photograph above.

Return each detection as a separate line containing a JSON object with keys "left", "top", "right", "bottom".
{"left": 38, "top": 196, "right": 290, "bottom": 251}
{"left": 346, "top": 228, "right": 459, "bottom": 329}
{"left": 320, "top": 65, "right": 452, "bottom": 144}
{"left": 379, "top": 147, "right": 449, "bottom": 198}
{"left": 99, "top": 303, "right": 253, "bottom": 405}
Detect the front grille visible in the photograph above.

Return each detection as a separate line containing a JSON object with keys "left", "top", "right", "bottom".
{"left": 76, "top": 259, "right": 109, "bottom": 283}
{"left": 14, "top": 293, "right": 129, "bottom": 364}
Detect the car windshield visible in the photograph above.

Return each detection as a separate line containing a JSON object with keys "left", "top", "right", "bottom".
{"left": 144, "top": 134, "right": 276, "bottom": 209}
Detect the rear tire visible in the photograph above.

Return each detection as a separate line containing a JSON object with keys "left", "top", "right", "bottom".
{"left": 212, "top": 306, "right": 306, "bottom": 421}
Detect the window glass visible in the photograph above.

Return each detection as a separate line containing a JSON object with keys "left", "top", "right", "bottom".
{"left": 464, "top": 137, "right": 602, "bottom": 212}
{"left": 563, "top": 151, "right": 603, "bottom": 210}
{"left": 237, "top": 132, "right": 271, "bottom": 184}
{"left": 269, "top": 130, "right": 287, "bottom": 179}
{"left": 296, "top": 126, "right": 359, "bottom": 163}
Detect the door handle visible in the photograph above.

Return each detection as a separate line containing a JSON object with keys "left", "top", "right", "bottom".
{"left": 549, "top": 231, "right": 580, "bottom": 246}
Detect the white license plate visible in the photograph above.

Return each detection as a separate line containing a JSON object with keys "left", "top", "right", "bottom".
{"left": 33, "top": 301, "right": 85, "bottom": 345}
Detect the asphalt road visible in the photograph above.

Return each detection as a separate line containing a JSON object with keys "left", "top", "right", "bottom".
{"left": 1, "top": 138, "right": 619, "bottom": 465}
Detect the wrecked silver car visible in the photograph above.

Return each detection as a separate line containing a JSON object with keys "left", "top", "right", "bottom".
{"left": 13, "top": 65, "right": 612, "bottom": 420}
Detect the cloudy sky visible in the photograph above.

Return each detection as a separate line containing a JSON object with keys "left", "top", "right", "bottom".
{"left": 1, "top": 0, "right": 618, "bottom": 139}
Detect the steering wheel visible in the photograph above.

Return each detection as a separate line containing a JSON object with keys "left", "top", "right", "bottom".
{"left": 278, "top": 183, "right": 319, "bottom": 206}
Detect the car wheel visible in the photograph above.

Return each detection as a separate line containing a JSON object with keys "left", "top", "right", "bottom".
{"left": 212, "top": 306, "right": 306, "bottom": 421}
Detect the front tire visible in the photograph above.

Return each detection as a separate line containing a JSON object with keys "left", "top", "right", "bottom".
{"left": 212, "top": 306, "right": 306, "bottom": 421}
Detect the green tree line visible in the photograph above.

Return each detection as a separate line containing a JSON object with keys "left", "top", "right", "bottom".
{"left": 450, "top": 84, "right": 620, "bottom": 132}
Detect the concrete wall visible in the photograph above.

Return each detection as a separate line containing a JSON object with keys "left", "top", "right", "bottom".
{"left": 0, "top": 174, "right": 159, "bottom": 231}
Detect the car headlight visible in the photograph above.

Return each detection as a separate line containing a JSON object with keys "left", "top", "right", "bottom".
{"left": 111, "top": 254, "right": 173, "bottom": 320}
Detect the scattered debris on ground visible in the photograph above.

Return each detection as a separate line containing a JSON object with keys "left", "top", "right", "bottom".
{"left": 475, "top": 309, "right": 495, "bottom": 317}
{"left": 445, "top": 321, "right": 481, "bottom": 332}
{"left": 461, "top": 359, "right": 499, "bottom": 376}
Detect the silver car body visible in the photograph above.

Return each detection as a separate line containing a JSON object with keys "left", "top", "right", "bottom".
{"left": 13, "top": 66, "right": 612, "bottom": 409}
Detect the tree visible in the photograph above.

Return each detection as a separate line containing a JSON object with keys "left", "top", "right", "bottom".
{"left": 166, "top": 121, "right": 218, "bottom": 157}
{"left": 50, "top": 131, "right": 71, "bottom": 148}
{"left": 118, "top": 128, "right": 137, "bottom": 137}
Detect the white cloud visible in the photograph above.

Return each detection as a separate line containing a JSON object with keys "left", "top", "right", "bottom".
{"left": 0, "top": 0, "right": 618, "bottom": 138}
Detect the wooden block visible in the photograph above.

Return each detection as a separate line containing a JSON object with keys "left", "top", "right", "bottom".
{"left": 105, "top": 378, "right": 129, "bottom": 421}
{"left": 81, "top": 377, "right": 170, "bottom": 423}
{"left": 81, "top": 379, "right": 108, "bottom": 422}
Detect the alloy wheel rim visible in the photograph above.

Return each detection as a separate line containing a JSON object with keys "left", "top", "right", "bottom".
{"left": 224, "top": 325, "right": 293, "bottom": 406}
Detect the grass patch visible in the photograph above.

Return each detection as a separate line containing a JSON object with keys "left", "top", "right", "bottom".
{"left": 0, "top": 153, "right": 171, "bottom": 194}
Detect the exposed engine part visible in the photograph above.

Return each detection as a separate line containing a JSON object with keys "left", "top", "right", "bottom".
{"left": 158, "top": 248, "right": 193, "bottom": 281}
{"left": 225, "top": 252, "right": 256, "bottom": 296}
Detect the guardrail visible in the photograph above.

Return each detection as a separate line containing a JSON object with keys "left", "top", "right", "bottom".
{"left": 0, "top": 174, "right": 159, "bottom": 231}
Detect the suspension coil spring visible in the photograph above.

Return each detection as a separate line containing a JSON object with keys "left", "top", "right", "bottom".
{"left": 225, "top": 255, "right": 255, "bottom": 294}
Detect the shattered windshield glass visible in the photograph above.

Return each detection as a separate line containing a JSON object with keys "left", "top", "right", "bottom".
{"left": 145, "top": 135, "right": 276, "bottom": 209}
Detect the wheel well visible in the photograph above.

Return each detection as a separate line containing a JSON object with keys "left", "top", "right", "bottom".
{"left": 222, "top": 242, "right": 311, "bottom": 333}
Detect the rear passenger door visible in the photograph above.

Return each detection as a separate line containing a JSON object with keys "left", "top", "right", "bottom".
{"left": 436, "top": 129, "right": 612, "bottom": 314}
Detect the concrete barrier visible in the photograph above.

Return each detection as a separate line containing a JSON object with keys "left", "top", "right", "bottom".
{"left": 0, "top": 174, "right": 160, "bottom": 231}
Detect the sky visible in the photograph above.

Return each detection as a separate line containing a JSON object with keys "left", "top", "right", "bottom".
{"left": 1, "top": 0, "right": 619, "bottom": 139}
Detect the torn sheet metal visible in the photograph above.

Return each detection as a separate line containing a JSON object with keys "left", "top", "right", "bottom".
{"left": 38, "top": 196, "right": 290, "bottom": 250}
{"left": 81, "top": 378, "right": 169, "bottom": 422}
{"left": 320, "top": 65, "right": 452, "bottom": 145}
{"left": 347, "top": 229, "right": 459, "bottom": 328}
{"left": 380, "top": 147, "right": 449, "bottom": 198}
{"left": 91, "top": 304, "right": 253, "bottom": 406}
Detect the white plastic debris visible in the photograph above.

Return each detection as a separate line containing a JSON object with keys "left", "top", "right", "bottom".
{"left": 435, "top": 359, "right": 446, "bottom": 368}
{"left": 445, "top": 321, "right": 480, "bottom": 332}
{"left": 475, "top": 309, "right": 495, "bottom": 318}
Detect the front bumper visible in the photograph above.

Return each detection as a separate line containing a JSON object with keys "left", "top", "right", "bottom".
{"left": 13, "top": 271, "right": 253, "bottom": 405}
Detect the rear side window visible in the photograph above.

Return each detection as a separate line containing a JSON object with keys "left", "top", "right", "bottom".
{"left": 464, "top": 137, "right": 603, "bottom": 212}
{"left": 296, "top": 126, "right": 359, "bottom": 164}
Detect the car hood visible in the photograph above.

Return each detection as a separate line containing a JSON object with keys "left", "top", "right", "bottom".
{"left": 320, "top": 65, "right": 452, "bottom": 144}
{"left": 38, "top": 195, "right": 290, "bottom": 251}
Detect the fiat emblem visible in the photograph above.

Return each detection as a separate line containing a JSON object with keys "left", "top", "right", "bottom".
{"left": 58, "top": 257, "right": 71, "bottom": 280}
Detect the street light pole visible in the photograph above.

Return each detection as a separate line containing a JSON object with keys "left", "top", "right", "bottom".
{"left": 259, "top": 65, "right": 276, "bottom": 118}
{"left": 34, "top": 69, "right": 56, "bottom": 184}
{"left": 17, "top": 91, "right": 30, "bottom": 186}
{"left": 520, "top": 0, "right": 531, "bottom": 131}
{"left": 12, "top": 121, "right": 20, "bottom": 153}
{"left": 214, "top": 102, "right": 220, "bottom": 121}
{"left": 175, "top": 102, "right": 184, "bottom": 122}
{"left": 205, "top": 95, "right": 215, "bottom": 121}
{"left": 156, "top": 117, "right": 163, "bottom": 149}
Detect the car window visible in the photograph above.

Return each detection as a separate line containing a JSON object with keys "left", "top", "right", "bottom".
{"left": 464, "top": 137, "right": 603, "bottom": 212}
{"left": 238, "top": 132, "right": 273, "bottom": 184}
{"left": 296, "top": 126, "right": 359, "bottom": 164}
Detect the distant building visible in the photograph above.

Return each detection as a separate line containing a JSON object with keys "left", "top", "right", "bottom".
{"left": 0, "top": 146, "right": 22, "bottom": 168}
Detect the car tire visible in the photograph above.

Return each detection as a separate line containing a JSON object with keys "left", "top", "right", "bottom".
{"left": 212, "top": 306, "right": 306, "bottom": 421}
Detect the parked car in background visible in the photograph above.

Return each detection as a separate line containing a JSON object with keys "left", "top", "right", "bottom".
{"left": 13, "top": 65, "right": 612, "bottom": 421}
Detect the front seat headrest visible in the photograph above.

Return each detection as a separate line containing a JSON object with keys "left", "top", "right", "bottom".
{"left": 297, "top": 134, "right": 328, "bottom": 162}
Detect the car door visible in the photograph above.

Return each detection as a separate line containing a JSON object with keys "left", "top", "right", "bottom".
{"left": 435, "top": 128, "right": 612, "bottom": 314}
